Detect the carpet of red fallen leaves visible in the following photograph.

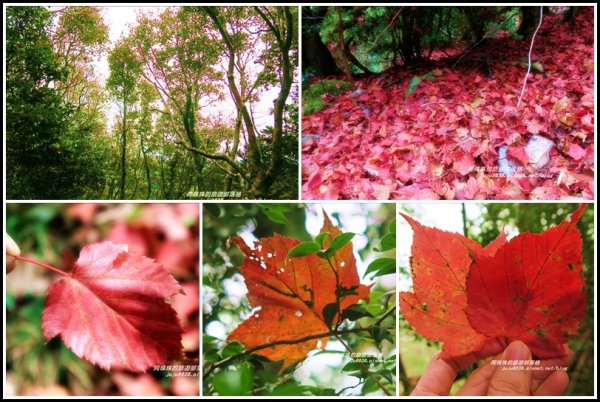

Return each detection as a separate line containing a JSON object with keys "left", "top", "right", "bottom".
{"left": 302, "top": 8, "right": 594, "bottom": 200}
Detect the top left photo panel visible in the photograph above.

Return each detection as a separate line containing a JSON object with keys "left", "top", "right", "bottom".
{"left": 5, "top": 5, "right": 299, "bottom": 201}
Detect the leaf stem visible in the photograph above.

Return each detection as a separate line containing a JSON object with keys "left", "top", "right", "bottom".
{"left": 13, "top": 255, "right": 71, "bottom": 278}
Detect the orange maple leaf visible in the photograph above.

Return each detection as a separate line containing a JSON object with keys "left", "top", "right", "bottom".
{"left": 228, "top": 213, "right": 370, "bottom": 370}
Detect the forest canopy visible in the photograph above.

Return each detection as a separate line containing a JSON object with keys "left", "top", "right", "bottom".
{"left": 6, "top": 6, "right": 298, "bottom": 200}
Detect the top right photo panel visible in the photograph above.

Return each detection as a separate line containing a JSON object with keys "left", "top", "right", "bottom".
{"left": 301, "top": 6, "right": 594, "bottom": 200}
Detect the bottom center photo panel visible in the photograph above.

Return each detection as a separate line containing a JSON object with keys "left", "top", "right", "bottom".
{"left": 202, "top": 203, "right": 397, "bottom": 397}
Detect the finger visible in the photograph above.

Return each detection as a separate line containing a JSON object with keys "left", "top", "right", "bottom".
{"left": 7, "top": 256, "right": 16, "bottom": 274}
{"left": 443, "top": 338, "right": 506, "bottom": 372}
{"left": 6, "top": 233, "right": 21, "bottom": 257}
{"left": 457, "top": 345, "right": 511, "bottom": 395}
{"left": 534, "top": 370, "right": 569, "bottom": 396}
{"left": 532, "top": 345, "right": 573, "bottom": 391}
{"left": 488, "top": 341, "right": 533, "bottom": 396}
{"left": 411, "top": 352, "right": 458, "bottom": 396}
{"left": 456, "top": 360, "right": 495, "bottom": 395}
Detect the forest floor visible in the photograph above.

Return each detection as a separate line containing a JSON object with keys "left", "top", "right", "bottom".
{"left": 302, "top": 8, "right": 594, "bottom": 200}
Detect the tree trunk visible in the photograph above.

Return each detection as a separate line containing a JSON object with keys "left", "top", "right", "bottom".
{"left": 301, "top": 7, "right": 339, "bottom": 77}
{"left": 207, "top": 7, "right": 262, "bottom": 194}
{"left": 182, "top": 90, "right": 205, "bottom": 192}
{"left": 119, "top": 99, "right": 127, "bottom": 199}
{"left": 336, "top": 7, "right": 352, "bottom": 82}
{"left": 140, "top": 131, "right": 152, "bottom": 199}
{"left": 518, "top": 6, "right": 540, "bottom": 36}
{"left": 251, "top": 6, "right": 295, "bottom": 199}
{"left": 225, "top": 109, "right": 242, "bottom": 193}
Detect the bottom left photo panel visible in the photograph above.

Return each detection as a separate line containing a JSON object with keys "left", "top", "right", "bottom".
{"left": 5, "top": 203, "right": 200, "bottom": 396}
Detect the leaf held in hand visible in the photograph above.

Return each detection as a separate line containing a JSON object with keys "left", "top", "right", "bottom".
{"left": 401, "top": 205, "right": 587, "bottom": 360}
{"left": 466, "top": 204, "right": 587, "bottom": 358}
{"left": 399, "top": 213, "right": 492, "bottom": 359}
{"left": 42, "top": 242, "right": 183, "bottom": 372}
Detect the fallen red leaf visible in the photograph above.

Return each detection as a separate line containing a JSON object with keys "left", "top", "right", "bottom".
{"left": 302, "top": 8, "right": 594, "bottom": 200}
{"left": 567, "top": 143, "right": 587, "bottom": 160}
{"left": 42, "top": 242, "right": 184, "bottom": 372}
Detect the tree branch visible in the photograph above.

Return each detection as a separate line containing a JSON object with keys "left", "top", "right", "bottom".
{"left": 203, "top": 316, "right": 395, "bottom": 379}
{"left": 517, "top": 6, "right": 544, "bottom": 108}
{"left": 175, "top": 141, "right": 245, "bottom": 178}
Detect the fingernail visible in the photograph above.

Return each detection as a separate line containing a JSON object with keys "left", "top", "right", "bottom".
{"left": 505, "top": 341, "right": 531, "bottom": 361}
{"left": 5, "top": 234, "right": 20, "bottom": 256}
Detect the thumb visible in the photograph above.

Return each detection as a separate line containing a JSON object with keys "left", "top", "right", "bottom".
{"left": 488, "top": 341, "right": 533, "bottom": 396}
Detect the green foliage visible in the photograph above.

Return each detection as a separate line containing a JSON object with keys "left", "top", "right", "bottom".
{"left": 303, "top": 79, "right": 350, "bottom": 115}
{"left": 6, "top": 6, "right": 298, "bottom": 200}
{"left": 6, "top": 6, "right": 114, "bottom": 199}
{"left": 306, "top": 6, "right": 539, "bottom": 77}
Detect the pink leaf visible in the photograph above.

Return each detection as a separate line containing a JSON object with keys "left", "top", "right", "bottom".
{"left": 42, "top": 242, "right": 183, "bottom": 372}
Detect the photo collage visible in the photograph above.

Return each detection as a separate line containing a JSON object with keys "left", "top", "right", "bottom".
{"left": 3, "top": 3, "right": 596, "bottom": 398}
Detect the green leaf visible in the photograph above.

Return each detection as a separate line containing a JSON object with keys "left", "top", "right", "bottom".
{"left": 322, "top": 302, "right": 339, "bottom": 329}
{"left": 212, "top": 366, "right": 253, "bottom": 396}
{"left": 336, "top": 285, "right": 358, "bottom": 298}
{"left": 221, "top": 341, "right": 244, "bottom": 358}
{"left": 370, "top": 264, "right": 397, "bottom": 278}
{"left": 375, "top": 233, "right": 396, "bottom": 252}
{"left": 341, "top": 304, "right": 373, "bottom": 321}
{"left": 371, "top": 325, "right": 394, "bottom": 347}
{"left": 327, "top": 232, "right": 355, "bottom": 253}
{"left": 365, "top": 258, "right": 396, "bottom": 278}
{"left": 270, "top": 381, "right": 310, "bottom": 396}
{"left": 342, "top": 361, "right": 364, "bottom": 373}
{"left": 258, "top": 204, "right": 290, "bottom": 225}
{"left": 405, "top": 75, "right": 422, "bottom": 98}
{"left": 388, "top": 217, "right": 396, "bottom": 234}
{"left": 314, "top": 232, "right": 330, "bottom": 248}
{"left": 288, "top": 241, "right": 320, "bottom": 258}
{"left": 377, "top": 368, "right": 394, "bottom": 385}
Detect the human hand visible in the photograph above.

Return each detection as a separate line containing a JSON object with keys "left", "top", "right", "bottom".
{"left": 6, "top": 233, "right": 20, "bottom": 274}
{"left": 411, "top": 341, "right": 572, "bottom": 396}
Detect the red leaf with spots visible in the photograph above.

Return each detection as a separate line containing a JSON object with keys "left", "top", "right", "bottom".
{"left": 401, "top": 205, "right": 587, "bottom": 359}
{"left": 399, "top": 214, "right": 506, "bottom": 359}
{"left": 42, "top": 242, "right": 184, "bottom": 372}
{"left": 466, "top": 204, "right": 587, "bottom": 358}
{"left": 227, "top": 213, "right": 370, "bottom": 370}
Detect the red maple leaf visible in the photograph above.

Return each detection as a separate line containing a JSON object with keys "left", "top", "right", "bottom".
{"left": 399, "top": 213, "right": 506, "bottom": 359}
{"left": 401, "top": 205, "right": 587, "bottom": 360}
{"left": 227, "top": 213, "right": 370, "bottom": 370}
{"left": 42, "top": 242, "right": 184, "bottom": 372}
{"left": 466, "top": 205, "right": 587, "bottom": 358}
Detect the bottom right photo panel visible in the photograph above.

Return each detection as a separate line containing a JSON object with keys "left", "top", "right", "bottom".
{"left": 398, "top": 203, "right": 594, "bottom": 397}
